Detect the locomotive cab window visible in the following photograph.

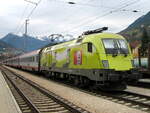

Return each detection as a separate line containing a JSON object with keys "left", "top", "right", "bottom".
{"left": 102, "top": 39, "right": 129, "bottom": 54}
{"left": 36, "top": 56, "right": 39, "bottom": 62}
{"left": 87, "top": 42, "right": 92, "bottom": 53}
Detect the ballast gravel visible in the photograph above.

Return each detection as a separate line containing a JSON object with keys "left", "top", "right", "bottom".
{"left": 127, "top": 86, "right": 150, "bottom": 97}
{"left": 5, "top": 66, "right": 147, "bottom": 113}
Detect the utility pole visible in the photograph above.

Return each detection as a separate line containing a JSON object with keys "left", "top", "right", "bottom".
{"left": 24, "top": 19, "right": 29, "bottom": 52}
{"left": 25, "top": 19, "right": 29, "bottom": 35}
{"left": 23, "top": 0, "right": 40, "bottom": 52}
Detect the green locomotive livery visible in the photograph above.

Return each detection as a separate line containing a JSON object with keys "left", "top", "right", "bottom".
{"left": 39, "top": 28, "right": 139, "bottom": 90}
{"left": 3, "top": 28, "right": 140, "bottom": 90}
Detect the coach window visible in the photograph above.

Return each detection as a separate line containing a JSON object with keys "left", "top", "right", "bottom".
{"left": 28, "top": 57, "right": 30, "bottom": 62}
{"left": 87, "top": 42, "right": 92, "bottom": 53}
{"left": 32, "top": 57, "right": 34, "bottom": 62}
{"left": 36, "top": 56, "right": 39, "bottom": 62}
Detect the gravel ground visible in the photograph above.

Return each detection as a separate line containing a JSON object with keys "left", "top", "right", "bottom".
{"left": 5, "top": 66, "right": 147, "bottom": 113}
{"left": 126, "top": 86, "right": 150, "bottom": 96}
{"left": 139, "top": 79, "right": 150, "bottom": 83}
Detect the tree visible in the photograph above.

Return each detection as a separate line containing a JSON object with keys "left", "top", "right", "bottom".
{"left": 141, "top": 27, "right": 149, "bottom": 56}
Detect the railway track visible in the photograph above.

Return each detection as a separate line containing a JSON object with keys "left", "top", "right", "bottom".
{"left": 1, "top": 67, "right": 90, "bottom": 113}
{"left": 45, "top": 78, "right": 150, "bottom": 112}
{"left": 76, "top": 88, "right": 150, "bottom": 112}
{"left": 3, "top": 66, "right": 150, "bottom": 112}
{"left": 129, "top": 81, "right": 150, "bottom": 89}
{"left": 99, "top": 91, "right": 150, "bottom": 112}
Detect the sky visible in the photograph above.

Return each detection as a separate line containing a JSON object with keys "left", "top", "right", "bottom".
{"left": 0, "top": 0, "right": 150, "bottom": 38}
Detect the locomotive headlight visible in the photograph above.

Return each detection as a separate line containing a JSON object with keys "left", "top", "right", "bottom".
{"left": 102, "top": 60, "right": 109, "bottom": 69}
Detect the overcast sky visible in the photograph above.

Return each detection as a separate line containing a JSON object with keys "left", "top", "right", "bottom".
{"left": 0, "top": 0, "right": 150, "bottom": 38}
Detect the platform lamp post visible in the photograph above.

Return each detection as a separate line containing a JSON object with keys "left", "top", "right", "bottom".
{"left": 24, "top": 19, "right": 29, "bottom": 52}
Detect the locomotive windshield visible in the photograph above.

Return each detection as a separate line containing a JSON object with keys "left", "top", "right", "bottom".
{"left": 102, "top": 39, "right": 129, "bottom": 55}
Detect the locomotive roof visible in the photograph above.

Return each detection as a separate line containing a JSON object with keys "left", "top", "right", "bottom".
{"left": 85, "top": 32, "right": 124, "bottom": 39}
{"left": 49, "top": 32, "right": 125, "bottom": 50}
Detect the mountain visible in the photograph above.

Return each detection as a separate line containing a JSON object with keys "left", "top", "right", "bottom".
{"left": 0, "top": 40, "right": 24, "bottom": 60}
{"left": 37, "top": 36, "right": 52, "bottom": 41}
{"left": 1, "top": 33, "right": 51, "bottom": 52}
{"left": 0, "top": 40, "right": 14, "bottom": 50}
{"left": 120, "top": 11, "right": 150, "bottom": 48}
{"left": 122, "top": 12, "right": 150, "bottom": 32}
{"left": 0, "top": 40, "right": 23, "bottom": 52}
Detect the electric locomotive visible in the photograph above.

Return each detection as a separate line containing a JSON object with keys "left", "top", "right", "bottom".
{"left": 39, "top": 27, "right": 139, "bottom": 90}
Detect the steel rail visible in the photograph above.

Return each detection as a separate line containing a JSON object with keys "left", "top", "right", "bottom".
{"left": 2, "top": 66, "right": 150, "bottom": 112}
{"left": 2, "top": 71, "right": 41, "bottom": 113}
{"left": 1, "top": 66, "right": 90, "bottom": 113}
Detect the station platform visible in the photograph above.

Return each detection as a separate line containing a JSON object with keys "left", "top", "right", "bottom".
{"left": 0, "top": 71, "right": 22, "bottom": 113}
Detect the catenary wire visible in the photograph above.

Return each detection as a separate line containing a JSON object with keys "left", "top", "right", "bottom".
{"left": 16, "top": 0, "right": 42, "bottom": 35}
{"left": 63, "top": 0, "right": 141, "bottom": 34}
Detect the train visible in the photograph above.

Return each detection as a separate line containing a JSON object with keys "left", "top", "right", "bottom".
{"left": 2, "top": 27, "right": 140, "bottom": 91}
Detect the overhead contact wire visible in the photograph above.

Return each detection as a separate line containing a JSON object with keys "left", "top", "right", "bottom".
{"left": 64, "top": 0, "right": 141, "bottom": 33}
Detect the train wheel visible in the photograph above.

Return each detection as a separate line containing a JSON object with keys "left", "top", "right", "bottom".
{"left": 74, "top": 76, "right": 80, "bottom": 86}
{"left": 79, "top": 77, "right": 90, "bottom": 88}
